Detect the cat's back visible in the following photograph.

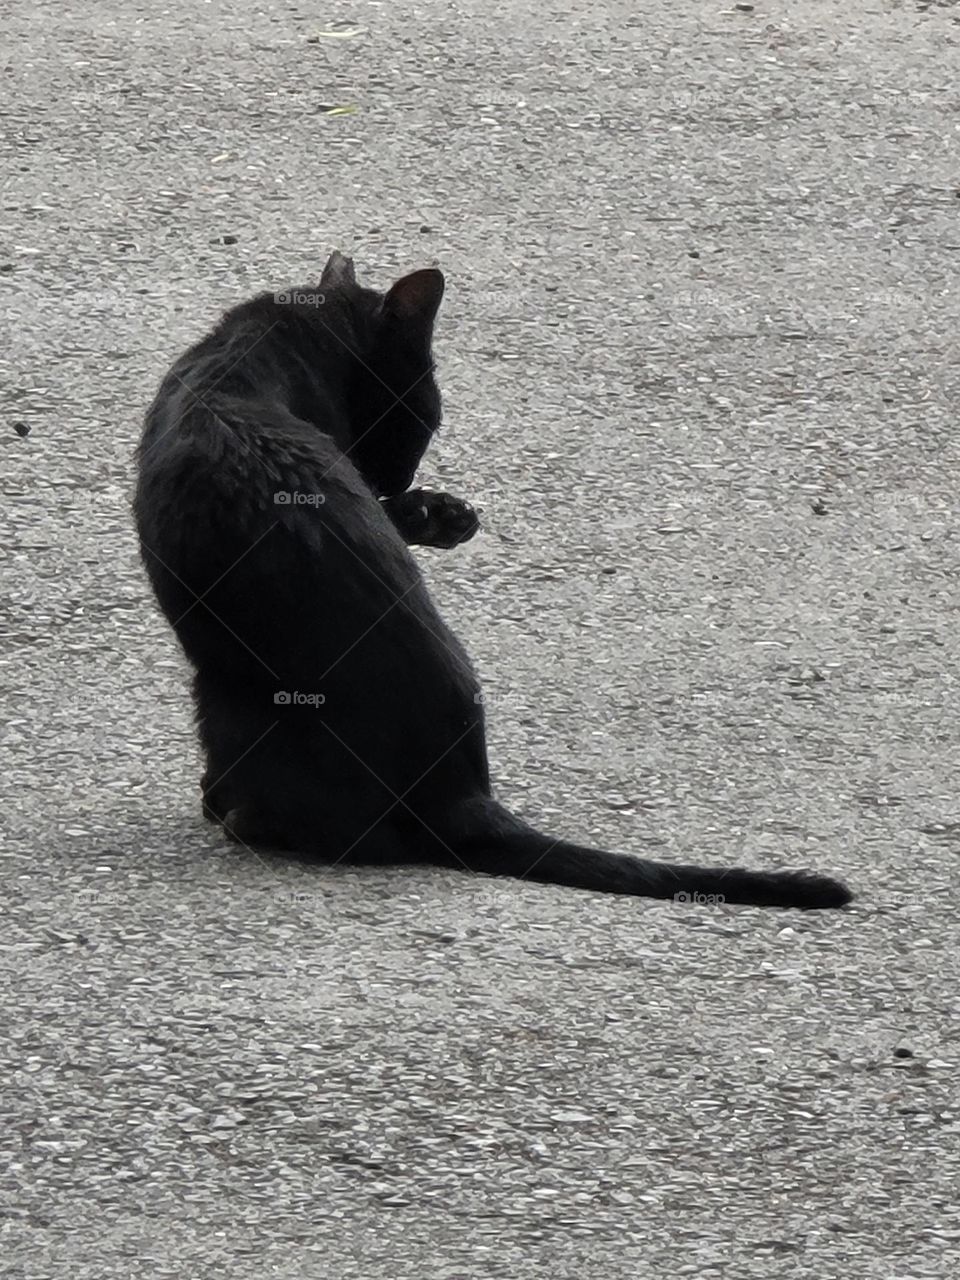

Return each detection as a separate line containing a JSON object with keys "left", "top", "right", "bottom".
{"left": 134, "top": 297, "right": 434, "bottom": 626}
{"left": 141, "top": 298, "right": 296, "bottom": 454}
{"left": 137, "top": 295, "right": 355, "bottom": 525}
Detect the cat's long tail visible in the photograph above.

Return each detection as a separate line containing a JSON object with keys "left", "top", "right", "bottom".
{"left": 449, "top": 800, "right": 852, "bottom": 910}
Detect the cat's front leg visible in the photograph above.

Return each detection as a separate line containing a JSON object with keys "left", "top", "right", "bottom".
{"left": 381, "top": 488, "right": 480, "bottom": 549}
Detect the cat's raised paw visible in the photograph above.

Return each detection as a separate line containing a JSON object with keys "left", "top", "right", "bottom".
{"left": 383, "top": 488, "right": 480, "bottom": 549}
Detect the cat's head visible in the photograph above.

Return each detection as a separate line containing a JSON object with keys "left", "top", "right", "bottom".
{"left": 318, "top": 252, "right": 445, "bottom": 497}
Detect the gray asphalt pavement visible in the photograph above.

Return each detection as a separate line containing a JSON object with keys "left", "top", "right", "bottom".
{"left": 3, "top": 1, "right": 960, "bottom": 1276}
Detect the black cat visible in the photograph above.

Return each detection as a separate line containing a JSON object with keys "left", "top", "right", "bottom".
{"left": 134, "top": 252, "right": 852, "bottom": 910}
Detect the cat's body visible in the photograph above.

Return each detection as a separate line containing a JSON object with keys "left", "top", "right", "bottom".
{"left": 134, "top": 253, "right": 852, "bottom": 910}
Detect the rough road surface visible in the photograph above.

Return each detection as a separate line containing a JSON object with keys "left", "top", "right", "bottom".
{"left": 3, "top": 1, "right": 959, "bottom": 1276}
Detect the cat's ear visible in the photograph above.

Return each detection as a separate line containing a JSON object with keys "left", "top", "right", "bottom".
{"left": 320, "top": 251, "right": 357, "bottom": 288}
{"left": 383, "top": 268, "right": 444, "bottom": 328}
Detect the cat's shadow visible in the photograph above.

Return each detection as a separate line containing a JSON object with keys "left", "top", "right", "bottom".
{"left": 111, "top": 809, "right": 422, "bottom": 892}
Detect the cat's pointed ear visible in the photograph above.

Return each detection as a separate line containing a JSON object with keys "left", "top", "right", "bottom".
{"left": 383, "top": 268, "right": 445, "bottom": 327}
{"left": 320, "top": 251, "right": 357, "bottom": 288}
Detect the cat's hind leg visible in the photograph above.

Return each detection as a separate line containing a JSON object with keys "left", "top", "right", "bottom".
{"left": 200, "top": 770, "right": 226, "bottom": 823}
{"left": 218, "top": 797, "right": 406, "bottom": 864}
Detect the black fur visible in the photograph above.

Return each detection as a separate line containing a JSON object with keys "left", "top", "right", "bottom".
{"left": 134, "top": 253, "right": 852, "bottom": 911}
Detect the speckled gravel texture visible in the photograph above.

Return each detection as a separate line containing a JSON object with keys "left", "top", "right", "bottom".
{"left": 2, "top": 1, "right": 960, "bottom": 1276}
